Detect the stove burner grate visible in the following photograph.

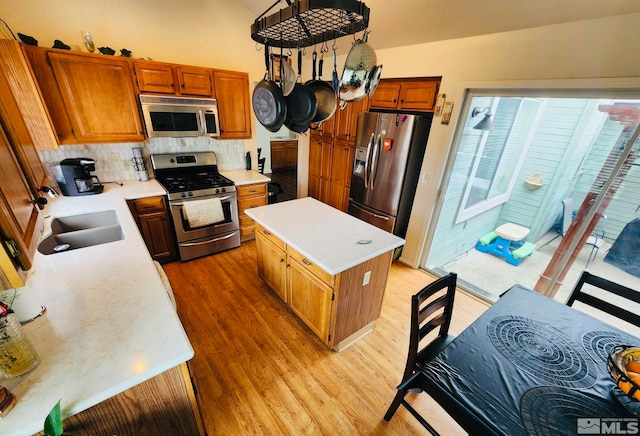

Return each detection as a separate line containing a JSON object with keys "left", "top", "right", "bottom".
{"left": 520, "top": 386, "right": 625, "bottom": 436}
{"left": 489, "top": 316, "right": 597, "bottom": 389}
{"left": 582, "top": 330, "right": 640, "bottom": 364}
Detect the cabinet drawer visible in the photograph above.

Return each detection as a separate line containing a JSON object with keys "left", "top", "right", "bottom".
{"left": 287, "top": 246, "right": 334, "bottom": 287}
{"left": 238, "top": 195, "right": 267, "bottom": 215}
{"left": 237, "top": 183, "right": 267, "bottom": 197}
{"left": 255, "top": 223, "right": 285, "bottom": 250}
{"left": 131, "top": 196, "right": 166, "bottom": 214}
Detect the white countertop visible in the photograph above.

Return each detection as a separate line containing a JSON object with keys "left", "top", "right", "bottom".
{"left": 245, "top": 197, "right": 405, "bottom": 275}
{"left": 222, "top": 169, "right": 270, "bottom": 186}
{"left": 0, "top": 180, "right": 194, "bottom": 435}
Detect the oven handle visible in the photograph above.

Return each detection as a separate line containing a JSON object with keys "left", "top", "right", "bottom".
{"left": 172, "top": 195, "right": 234, "bottom": 206}
{"left": 180, "top": 232, "right": 238, "bottom": 247}
{"left": 198, "top": 109, "right": 206, "bottom": 135}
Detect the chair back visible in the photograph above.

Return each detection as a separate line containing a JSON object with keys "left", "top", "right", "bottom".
{"left": 407, "top": 273, "right": 457, "bottom": 374}
{"left": 566, "top": 271, "right": 640, "bottom": 327}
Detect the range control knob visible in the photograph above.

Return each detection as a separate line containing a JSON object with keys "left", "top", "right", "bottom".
{"left": 221, "top": 187, "right": 226, "bottom": 193}
{"left": 180, "top": 192, "right": 186, "bottom": 198}
{"left": 215, "top": 188, "right": 221, "bottom": 194}
{"left": 188, "top": 191, "right": 193, "bottom": 197}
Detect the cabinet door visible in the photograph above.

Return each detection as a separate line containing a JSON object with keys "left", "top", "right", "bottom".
{"left": 287, "top": 256, "right": 333, "bottom": 341}
{"left": 176, "top": 66, "right": 212, "bottom": 96}
{"left": 328, "top": 142, "right": 354, "bottom": 211}
{"left": 256, "top": 232, "right": 287, "bottom": 302}
{"left": 398, "top": 81, "right": 439, "bottom": 111}
{"left": 48, "top": 52, "right": 145, "bottom": 143}
{"left": 285, "top": 141, "right": 298, "bottom": 168}
{"left": 138, "top": 210, "right": 178, "bottom": 263}
{"left": 270, "top": 142, "right": 286, "bottom": 171}
{"left": 213, "top": 71, "right": 252, "bottom": 139}
{"left": 133, "top": 62, "right": 176, "bottom": 94}
{"left": 128, "top": 197, "right": 177, "bottom": 263}
{"left": 0, "top": 124, "right": 39, "bottom": 279}
{"left": 22, "top": 45, "right": 76, "bottom": 144}
{"left": 335, "top": 97, "right": 368, "bottom": 142}
{"left": 308, "top": 137, "right": 322, "bottom": 199}
{"left": 0, "top": 43, "right": 50, "bottom": 201}
{"left": 368, "top": 82, "right": 401, "bottom": 109}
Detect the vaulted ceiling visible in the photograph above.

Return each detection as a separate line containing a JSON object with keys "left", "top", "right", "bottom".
{"left": 238, "top": 0, "right": 640, "bottom": 53}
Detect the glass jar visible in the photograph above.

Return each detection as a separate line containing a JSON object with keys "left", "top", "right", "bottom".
{"left": 0, "top": 313, "right": 40, "bottom": 379}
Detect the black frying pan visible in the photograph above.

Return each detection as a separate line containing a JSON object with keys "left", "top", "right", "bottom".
{"left": 284, "top": 49, "right": 317, "bottom": 131}
{"left": 306, "top": 51, "right": 337, "bottom": 124}
{"left": 252, "top": 45, "right": 287, "bottom": 132}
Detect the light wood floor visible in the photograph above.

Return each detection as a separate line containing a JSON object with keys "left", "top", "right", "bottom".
{"left": 163, "top": 240, "right": 490, "bottom": 435}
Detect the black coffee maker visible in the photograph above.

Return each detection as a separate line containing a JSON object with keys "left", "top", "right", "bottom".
{"left": 53, "top": 158, "right": 104, "bottom": 196}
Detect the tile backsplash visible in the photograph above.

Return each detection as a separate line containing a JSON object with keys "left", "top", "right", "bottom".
{"left": 37, "top": 137, "right": 246, "bottom": 185}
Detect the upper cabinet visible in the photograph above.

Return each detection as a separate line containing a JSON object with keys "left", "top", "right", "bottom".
{"left": 23, "top": 46, "right": 145, "bottom": 144}
{"left": 48, "top": 52, "right": 145, "bottom": 143}
{"left": 335, "top": 97, "right": 368, "bottom": 142}
{"left": 369, "top": 78, "right": 440, "bottom": 112}
{"left": 213, "top": 70, "right": 252, "bottom": 139}
{"left": 133, "top": 61, "right": 213, "bottom": 97}
{"left": 22, "top": 45, "right": 252, "bottom": 142}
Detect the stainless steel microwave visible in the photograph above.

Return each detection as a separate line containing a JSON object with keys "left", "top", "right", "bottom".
{"left": 139, "top": 95, "right": 220, "bottom": 138}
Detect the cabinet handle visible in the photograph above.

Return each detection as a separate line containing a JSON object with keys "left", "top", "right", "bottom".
{"left": 263, "top": 230, "right": 271, "bottom": 235}
{"left": 280, "top": 258, "right": 285, "bottom": 263}
{"left": 302, "top": 258, "right": 312, "bottom": 266}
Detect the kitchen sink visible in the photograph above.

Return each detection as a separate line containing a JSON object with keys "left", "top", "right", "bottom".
{"left": 38, "top": 210, "right": 123, "bottom": 255}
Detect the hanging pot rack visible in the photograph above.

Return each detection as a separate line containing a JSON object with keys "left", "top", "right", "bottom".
{"left": 251, "top": 0, "right": 370, "bottom": 48}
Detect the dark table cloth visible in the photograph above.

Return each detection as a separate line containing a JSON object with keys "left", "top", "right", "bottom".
{"left": 420, "top": 285, "right": 639, "bottom": 435}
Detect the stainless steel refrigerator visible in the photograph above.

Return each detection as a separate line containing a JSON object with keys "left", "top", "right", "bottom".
{"left": 348, "top": 111, "right": 432, "bottom": 238}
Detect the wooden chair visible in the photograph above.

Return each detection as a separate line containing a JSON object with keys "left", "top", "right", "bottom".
{"left": 384, "top": 273, "right": 457, "bottom": 434}
{"left": 566, "top": 271, "right": 640, "bottom": 327}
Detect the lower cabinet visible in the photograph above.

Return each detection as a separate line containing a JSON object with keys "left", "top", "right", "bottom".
{"left": 127, "top": 196, "right": 178, "bottom": 264}
{"left": 255, "top": 222, "right": 393, "bottom": 350}
{"left": 44, "top": 363, "right": 204, "bottom": 435}
{"left": 237, "top": 183, "right": 268, "bottom": 241}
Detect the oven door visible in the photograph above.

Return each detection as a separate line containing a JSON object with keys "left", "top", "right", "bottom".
{"left": 169, "top": 192, "right": 239, "bottom": 242}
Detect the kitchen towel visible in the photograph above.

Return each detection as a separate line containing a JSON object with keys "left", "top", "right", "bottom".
{"left": 182, "top": 198, "right": 225, "bottom": 228}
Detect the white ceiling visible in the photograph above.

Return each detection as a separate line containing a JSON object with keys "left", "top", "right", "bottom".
{"left": 239, "top": 0, "right": 640, "bottom": 53}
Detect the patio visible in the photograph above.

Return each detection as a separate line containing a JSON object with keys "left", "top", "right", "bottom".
{"left": 438, "top": 230, "right": 640, "bottom": 337}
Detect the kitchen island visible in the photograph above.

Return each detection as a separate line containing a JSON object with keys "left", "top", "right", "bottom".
{"left": 246, "top": 197, "right": 405, "bottom": 351}
{"left": 0, "top": 180, "right": 196, "bottom": 435}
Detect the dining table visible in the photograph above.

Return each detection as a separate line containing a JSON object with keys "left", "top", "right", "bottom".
{"left": 416, "top": 285, "right": 640, "bottom": 435}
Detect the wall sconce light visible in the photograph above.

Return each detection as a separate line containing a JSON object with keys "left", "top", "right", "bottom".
{"left": 471, "top": 106, "right": 494, "bottom": 131}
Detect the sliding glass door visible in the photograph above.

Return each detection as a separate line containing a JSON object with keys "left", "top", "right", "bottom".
{"left": 423, "top": 87, "right": 640, "bottom": 333}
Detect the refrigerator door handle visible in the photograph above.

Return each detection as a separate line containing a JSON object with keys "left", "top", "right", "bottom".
{"left": 370, "top": 132, "right": 383, "bottom": 190}
{"left": 363, "top": 132, "right": 375, "bottom": 188}
{"left": 350, "top": 201, "right": 391, "bottom": 221}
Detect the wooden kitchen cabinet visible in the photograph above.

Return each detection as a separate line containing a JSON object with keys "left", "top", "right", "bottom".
{"left": 133, "top": 61, "right": 213, "bottom": 97}
{"left": 255, "top": 227, "right": 287, "bottom": 302}
{"left": 48, "top": 51, "right": 145, "bottom": 143}
{"left": 254, "top": 222, "right": 394, "bottom": 350}
{"left": 328, "top": 141, "right": 355, "bottom": 212}
{"left": 40, "top": 363, "right": 204, "bottom": 435}
{"left": 23, "top": 47, "right": 145, "bottom": 144}
{"left": 308, "top": 136, "right": 332, "bottom": 203}
{"left": 0, "top": 40, "right": 53, "bottom": 199}
{"left": 334, "top": 97, "right": 368, "bottom": 142}
{"left": 270, "top": 140, "right": 298, "bottom": 171}
{"left": 237, "top": 183, "right": 268, "bottom": 241}
{"left": 213, "top": 70, "right": 252, "bottom": 139}
{"left": 0, "top": 124, "right": 41, "bottom": 289}
{"left": 369, "top": 78, "right": 440, "bottom": 112}
{"left": 127, "top": 196, "right": 178, "bottom": 264}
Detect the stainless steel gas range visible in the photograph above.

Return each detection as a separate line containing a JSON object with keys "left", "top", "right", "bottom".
{"left": 151, "top": 152, "right": 240, "bottom": 261}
